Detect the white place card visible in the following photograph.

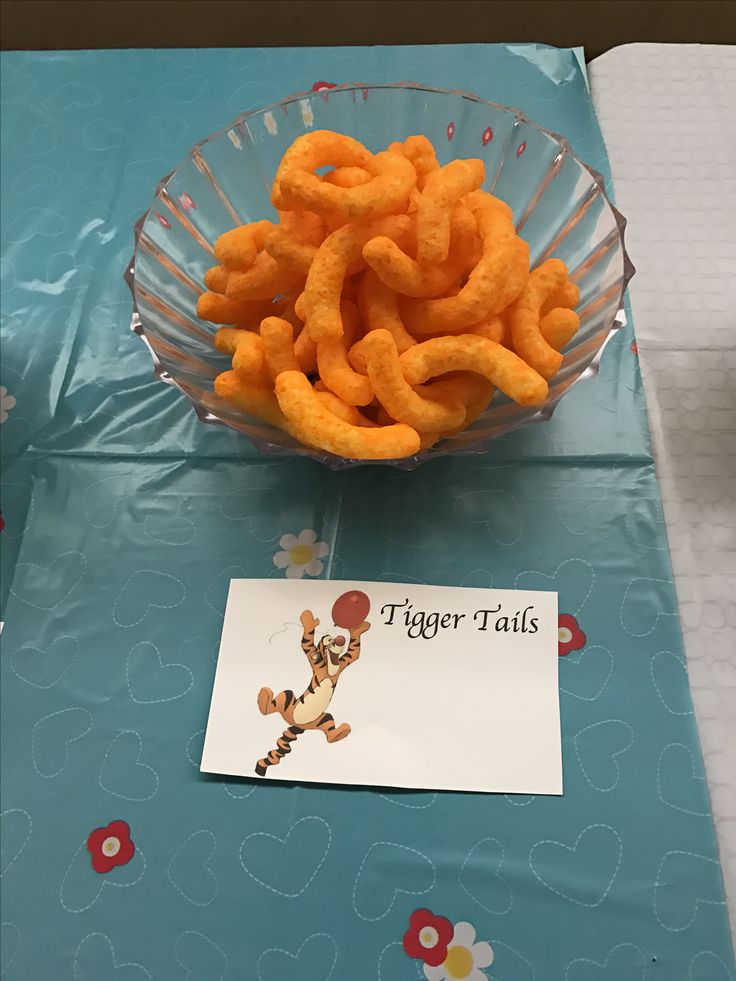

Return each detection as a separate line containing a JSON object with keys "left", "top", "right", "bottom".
{"left": 201, "top": 579, "right": 561, "bottom": 794}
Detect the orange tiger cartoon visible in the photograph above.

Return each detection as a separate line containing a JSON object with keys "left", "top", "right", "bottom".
{"left": 255, "top": 608, "right": 370, "bottom": 776}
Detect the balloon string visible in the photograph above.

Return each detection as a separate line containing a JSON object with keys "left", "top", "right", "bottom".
{"left": 268, "top": 621, "right": 301, "bottom": 643}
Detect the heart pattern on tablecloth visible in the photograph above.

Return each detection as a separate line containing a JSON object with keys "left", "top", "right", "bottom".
{"left": 32, "top": 707, "right": 93, "bottom": 778}
{"left": 99, "top": 731, "right": 159, "bottom": 801}
{"left": 112, "top": 570, "right": 186, "bottom": 628}
{"left": 651, "top": 651, "right": 694, "bottom": 715}
{"left": 564, "top": 942, "right": 647, "bottom": 981}
{"left": 240, "top": 817, "right": 331, "bottom": 898}
{"left": 174, "top": 930, "right": 228, "bottom": 981}
{"left": 10, "top": 550, "right": 86, "bottom": 610}
{"left": 166, "top": 830, "right": 218, "bottom": 906}
{"left": 460, "top": 837, "right": 513, "bottom": 914}
{"left": 574, "top": 720, "right": 635, "bottom": 792}
{"left": 257, "top": 933, "right": 337, "bottom": 981}
{"left": 654, "top": 851, "right": 726, "bottom": 931}
{"left": 530, "top": 824, "right": 622, "bottom": 908}
{"left": 60, "top": 841, "right": 146, "bottom": 914}
{"left": 0, "top": 809, "right": 32, "bottom": 878}
{"left": 559, "top": 645, "right": 614, "bottom": 701}
{"left": 454, "top": 489, "right": 522, "bottom": 545}
{"left": 126, "top": 641, "right": 193, "bottom": 704}
{"left": 11, "top": 634, "right": 79, "bottom": 688}
{"left": 0, "top": 922, "right": 21, "bottom": 974}
{"left": 352, "top": 841, "right": 435, "bottom": 921}
{"left": 73, "top": 932, "right": 151, "bottom": 980}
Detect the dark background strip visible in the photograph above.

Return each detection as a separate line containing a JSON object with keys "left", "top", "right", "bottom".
{"left": 2, "top": 0, "right": 735, "bottom": 59}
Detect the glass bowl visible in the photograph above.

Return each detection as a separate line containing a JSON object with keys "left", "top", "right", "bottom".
{"left": 125, "top": 82, "right": 634, "bottom": 469}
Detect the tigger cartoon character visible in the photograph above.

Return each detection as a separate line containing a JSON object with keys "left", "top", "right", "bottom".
{"left": 255, "top": 609, "right": 370, "bottom": 776}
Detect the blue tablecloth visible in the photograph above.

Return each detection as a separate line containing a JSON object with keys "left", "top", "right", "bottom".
{"left": 1, "top": 44, "right": 733, "bottom": 980}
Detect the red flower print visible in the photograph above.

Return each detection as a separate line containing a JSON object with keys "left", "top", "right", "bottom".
{"left": 155, "top": 212, "right": 171, "bottom": 229}
{"left": 403, "top": 908, "right": 453, "bottom": 967}
{"left": 446, "top": 121, "right": 456, "bottom": 141}
{"left": 311, "top": 80, "right": 336, "bottom": 103}
{"left": 516, "top": 141, "right": 527, "bottom": 157}
{"left": 482, "top": 126, "right": 494, "bottom": 146}
{"left": 0, "top": 509, "right": 4, "bottom": 532}
{"left": 558, "top": 614, "right": 586, "bottom": 656}
{"left": 178, "top": 192, "right": 196, "bottom": 210}
{"left": 86, "top": 820, "right": 135, "bottom": 874}
{"left": 630, "top": 340, "right": 638, "bottom": 355}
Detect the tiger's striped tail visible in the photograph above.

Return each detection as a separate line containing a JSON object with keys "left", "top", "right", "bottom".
{"left": 255, "top": 725, "right": 304, "bottom": 776}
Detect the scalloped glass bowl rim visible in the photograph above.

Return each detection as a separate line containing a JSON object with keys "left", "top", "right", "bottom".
{"left": 126, "top": 81, "right": 634, "bottom": 467}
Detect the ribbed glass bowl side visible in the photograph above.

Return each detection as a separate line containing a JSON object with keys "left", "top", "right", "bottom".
{"left": 126, "top": 83, "right": 634, "bottom": 469}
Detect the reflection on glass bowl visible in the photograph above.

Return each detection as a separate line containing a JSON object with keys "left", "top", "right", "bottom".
{"left": 126, "top": 83, "right": 633, "bottom": 469}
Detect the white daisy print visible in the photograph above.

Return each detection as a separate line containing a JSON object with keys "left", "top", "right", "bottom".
{"left": 0, "top": 386, "right": 17, "bottom": 424}
{"left": 273, "top": 529, "right": 329, "bottom": 579}
{"left": 423, "top": 922, "right": 494, "bottom": 981}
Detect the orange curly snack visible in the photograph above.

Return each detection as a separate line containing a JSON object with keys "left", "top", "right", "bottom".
{"left": 323, "top": 166, "right": 372, "bottom": 188}
{"left": 362, "top": 236, "right": 460, "bottom": 298}
{"left": 204, "top": 265, "right": 230, "bottom": 293}
{"left": 399, "top": 335, "right": 548, "bottom": 406}
{"left": 389, "top": 135, "right": 440, "bottom": 190}
{"left": 293, "top": 323, "right": 318, "bottom": 374}
{"left": 314, "top": 389, "right": 361, "bottom": 424}
{"left": 303, "top": 215, "right": 410, "bottom": 342}
{"left": 260, "top": 317, "right": 300, "bottom": 381}
{"left": 316, "top": 301, "right": 373, "bottom": 406}
{"left": 280, "top": 150, "right": 416, "bottom": 221}
{"left": 401, "top": 191, "right": 529, "bottom": 335}
{"left": 226, "top": 252, "right": 303, "bottom": 302}
{"left": 275, "top": 370, "right": 420, "bottom": 459}
{"left": 197, "top": 292, "right": 277, "bottom": 326}
{"left": 215, "top": 370, "right": 288, "bottom": 430}
{"left": 314, "top": 387, "right": 377, "bottom": 427}
{"left": 357, "top": 269, "right": 416, "bottom": 353}
{"left": 361, "top": 329, "right": 466, "bottom": 432}
{"left": 264, "top": 227, "right": 319, "bottom": 277}
{"left": 416, "top": 159, "right": 485, "bottom": 265}
{"left": 272, "top": 131, "right": 373, "bottom": 209}
{"left": 214, "top": 220, "right": 273, "bottom": 270}
{"left": 507, "top": 257, "right": 568, "bottom": 379}
{"left": 232, "top": 331, "right": 269, "bottom": 384}
{"left": 201, "top": 131, "right": 579, "bottom": 459}
{"left": 541, "top": 279, "right": 579, "bottom": 318}
{"left": 362, "top": 202, "right": 478, "bottom": 299}
{"left": 214, "top": 327, "right": 253, "bottom": 355}
{"left": 276, "top": 292, "right": 303, "bottom": 331}
{"left": 539, "top": 307, "right": 580, "bottom": 351}
{"left": 469, "top": 314, "right": 507, "bottom": 345}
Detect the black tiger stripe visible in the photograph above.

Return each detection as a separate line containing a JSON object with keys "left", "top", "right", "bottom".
{"left": 255, "top": 726, "right": 304, "bottom": 776}
{"left": 283, "top": 690, "right": 294, "bottom": 710}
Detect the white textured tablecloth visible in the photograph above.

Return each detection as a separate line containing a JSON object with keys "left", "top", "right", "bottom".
{"left": 589, "top": 42, "right": 736, "bottom": 935}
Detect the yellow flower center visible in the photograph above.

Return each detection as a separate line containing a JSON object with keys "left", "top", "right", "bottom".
{"left": 102, "top": 836, "right": 121, "bottom": 856}
{"left": 289, "top": 544, "right": 312, "bottom": 565}
{"left": 444, "top": 945, "right": 474, "bottom": 979}
{"left": 559, "top": 627, "right": 572, "bottom": 643}
{"left": 420, "top": 927, "right": 438, "bottom": 947}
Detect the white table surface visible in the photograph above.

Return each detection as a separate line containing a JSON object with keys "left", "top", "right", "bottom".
{"left": 589, "top": 42, "right": 736, "bottom": 938}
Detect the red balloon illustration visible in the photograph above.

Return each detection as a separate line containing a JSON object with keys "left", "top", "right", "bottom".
{"left": 332, "top": 590, "right": 371, "bottom": 630}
